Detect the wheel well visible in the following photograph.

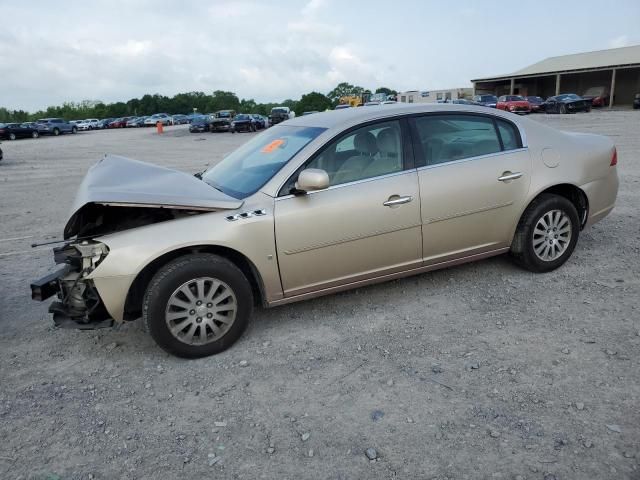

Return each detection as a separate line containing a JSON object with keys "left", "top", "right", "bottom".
{"left": 537, "top": 184, "right": 589, "bottom": 228}
{"left": 122, "top": 246, "right": 266, "bottom": 320}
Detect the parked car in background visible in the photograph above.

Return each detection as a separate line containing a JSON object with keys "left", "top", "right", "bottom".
{"left": 472, "top": 94, "right": 498, "bottom": 108}
{"left": 452, "top": 99, "right": 480, "bottom": 105}
{"left": 251, "top": 114, "right": 267, "bottom": 129}
{"left": 0, "top": 123, "right": 40, "bottom": 140}
{"left": 108, "top": 117, "right": 132, "bottom": 128}
{"left": 144, "top": 113, "right": 173, "bottom": 126}
{"left": 582, "top": 86, "right": 610, "bottom": 108}
{"left": 97, "top": 118, "right": 114, "bottom": 129}
{"left": 544, "top": 94, "right": 591, "bottom": 114}
{"left": 37, "top": 118, "right": 77, "bottom": 135}
{"left": 126, "top": 116, "right": 147, "bottom": 127}
{"left": 269, "top": 106, "right": 294, "bottom": 125}
{"left": 189, "top": 115, "right": 212, "bottom": 133}
{"left": 30, "top": 103, "right": 619, "bottom": 358}
{"left": 230, "top": 114, "right": 257, "bottom": 133}
{"left": 633, "top": 93, "right": 640, "bottom": 109}
{"left": 171, "top": 114, "right": 189, "bottom": 125}
{"left": 76, "top": 119, "right": 98, "bottom": 131}
{"left": 525, "top": 96, "right": 545, "bottom": 112}
{"left": 496, "top": 95, "right": 531, "bottom": 114}
{"left": 22, "top": 122, "right": 49, "bottom": 133}
{"left": 211, "top": 110, "right": 235, "bottom": 132}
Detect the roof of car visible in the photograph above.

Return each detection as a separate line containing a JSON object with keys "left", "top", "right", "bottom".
{"left": 283, "top": 103, "right": 516, "bottom": 131}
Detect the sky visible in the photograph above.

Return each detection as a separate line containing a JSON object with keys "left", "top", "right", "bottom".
{"left": 1, "top": 0, "right": 639, "bottom": 111}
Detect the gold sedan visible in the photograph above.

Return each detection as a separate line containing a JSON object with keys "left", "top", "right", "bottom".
{"left": 31, "top": 104, "right": 619, "bottom": 357}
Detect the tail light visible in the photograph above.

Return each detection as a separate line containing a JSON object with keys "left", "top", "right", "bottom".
{"left": 610, "top": 147, "right": 617, "bottom": 166}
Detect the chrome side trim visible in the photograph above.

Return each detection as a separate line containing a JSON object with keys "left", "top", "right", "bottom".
{"left": 282, "top": 223, "right": 422, "bottom": 255}
{"left": 267, "top": 247, "right": 510, "bottom": 307}
{"left": 416, "top": 148, "right": 529, "bottom": 172}
{"left": 275, "top": 169, "right": 417, "bottom": 201}
{"left": 427, "top": 202, "right": 513, "bottom": 224}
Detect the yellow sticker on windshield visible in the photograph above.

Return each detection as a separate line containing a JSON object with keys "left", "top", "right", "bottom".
{"left": 261, "top": 139, "right": 285, "bottom": 153}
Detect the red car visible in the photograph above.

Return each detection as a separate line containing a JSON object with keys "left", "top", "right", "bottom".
{"left": 108, "top": 117, "right": 134, "bottom": 128}
{"left": 582, "top": 86, "right": 610, "bottom": 107}
{"left": 496, "top": 95, "right": 531, "bottom": 114}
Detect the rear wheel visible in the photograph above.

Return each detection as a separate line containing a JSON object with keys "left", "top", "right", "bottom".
{"left": 559, "top": 104, "right": 567, "bottom": 114}
{"left": 9, "top": 133, "right": 16, "bottom": 140}
{"left": 72, "top": 126, "right": 77, "bottom": 134}
{"left": 53, "top": 128, "right": 60, "bottom": 136}
{"left": 143, "top": 254, "right": 253, "bottom": 358}
{"left": 32, "top": 131, "right": 39, "bottom": 139}
{"left": 510, "top": 194, "right": 579, "bottom": 273}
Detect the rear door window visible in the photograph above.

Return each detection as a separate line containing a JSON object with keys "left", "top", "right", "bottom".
{"left": 411, "top": 114, "right": 503, "bottom": 166}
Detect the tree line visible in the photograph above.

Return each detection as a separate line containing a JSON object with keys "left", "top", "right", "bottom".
{"left": 0, "top": 83, "right": 397, "bottom": 123}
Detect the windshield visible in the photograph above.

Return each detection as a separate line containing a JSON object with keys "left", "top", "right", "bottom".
{"left": 480, "top": 95, "right": 497, "bottom": 102}
{"left": 272, "top": 108, "right": 288, "bottom": 114}
{"left": 202, "top": 125, "right": 326, "bottom": 199}
{"left": 218, "top": 111, "right": 231, "bottom": 118}
{"left": 235, "top": 114, "right": 250, "bottom": 120}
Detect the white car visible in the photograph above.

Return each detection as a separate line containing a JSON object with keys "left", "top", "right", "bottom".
{"left": 76, "top": 119, "right": 99, "bottom": 131}
{"left": 144, "top": 114, "right": 173, "bottom": 126}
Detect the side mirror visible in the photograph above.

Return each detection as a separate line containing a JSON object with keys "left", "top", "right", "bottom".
{"left": 295, "top": 168, "right": 330, "bottom": 193}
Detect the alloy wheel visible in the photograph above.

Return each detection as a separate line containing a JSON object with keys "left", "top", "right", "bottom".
{"left": 532, "top": 209, "right": 572, "bottom": 261}
{"left": 165, "top": 277, "right": 237, "bottom": 345}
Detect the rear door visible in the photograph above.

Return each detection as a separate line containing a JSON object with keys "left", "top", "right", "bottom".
{"left": 274, "top": 119, "right": 422, "bottom": 297}
{"left": 410, "top": 113, "right": 531, "bottom": 264}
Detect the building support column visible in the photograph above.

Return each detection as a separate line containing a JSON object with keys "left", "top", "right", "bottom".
{"left": 555, "top": 74, "right": 561, "bottom": 96}
{"left": 509, "top": 78, "right": 515, "bottom": 95}
{"left": 472, "top": 82, "right": 476, "bottom": 96}
{"left": 609, "top": 68, "right": 617, "bottom": 108}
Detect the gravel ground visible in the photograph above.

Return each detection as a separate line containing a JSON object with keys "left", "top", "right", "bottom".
{"left": 0, "top": 112, "right": 638, "bottom": 480}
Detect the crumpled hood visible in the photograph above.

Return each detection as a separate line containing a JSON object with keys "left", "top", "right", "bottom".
{"left": 64, "top": 154, "right": 242, "bottom": 238}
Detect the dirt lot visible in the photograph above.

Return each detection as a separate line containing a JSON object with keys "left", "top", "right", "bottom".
{"left": 1, "top": 112, "right": 639, "bottom": 480}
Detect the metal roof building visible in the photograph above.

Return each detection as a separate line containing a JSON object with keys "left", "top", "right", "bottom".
{"left": 471, "top": 45, "right": 640, "bottom": 107}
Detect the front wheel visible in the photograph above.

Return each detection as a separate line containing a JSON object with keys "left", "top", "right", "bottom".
{"left": 559, "top": 104, "right": 567, "bottom": 114}
{"left": 143, "top": 254, "right": 253, "bottom": 358}
{"left": 32, "top": 131, "right": 39, "bottom": 139}
{"left": 9, "top": 133, "right": 16, "bottom": 140}
{"left": 510, "top": 194, "right": 580, "bottom": 273}
{"left": 72, "top": 127, "right": 77, "bottom": 134}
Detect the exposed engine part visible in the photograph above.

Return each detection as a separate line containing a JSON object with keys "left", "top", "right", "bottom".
{"left": 67, "top": 204, "right": 206, "bottom": 238}
{"left": 47, "top": 240, "right": 112, "bottom": 327}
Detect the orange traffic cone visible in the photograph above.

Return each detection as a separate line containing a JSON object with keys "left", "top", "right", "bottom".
{"left": 156, "top": 121, "right": 164, "bottom": 134}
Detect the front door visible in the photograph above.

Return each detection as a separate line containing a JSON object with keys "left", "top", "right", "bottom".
{"left": 274, "top": 119, "right": 422, "bottom": 296}
{"left": 410, "top": 113, "right": 532, "bottom": 264}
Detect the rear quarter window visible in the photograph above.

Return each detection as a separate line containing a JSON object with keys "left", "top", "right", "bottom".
{"left": 496, "top": 119, "right": 522, "bottom": 151}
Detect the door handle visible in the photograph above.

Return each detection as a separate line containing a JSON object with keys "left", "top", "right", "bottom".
{"left": 383, "top": 195, "right": 413, "bottom": 207}
{"left": 498, "top": 172, "right": 523, "bottom": 182}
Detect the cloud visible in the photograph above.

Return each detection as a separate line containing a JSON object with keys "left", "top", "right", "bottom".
{"left": 608, "top": 35, "right": 630, "bottom": 48}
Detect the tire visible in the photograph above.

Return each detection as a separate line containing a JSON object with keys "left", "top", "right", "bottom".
{"left": 143, "top": 254, "right": 253, "bottom": 358}
{"left": 559, "top": 104, "right": 567, "bottom": 114}
{"left": 53, "top": 128, "right": 60, "bottom": 136}
{"left": 510, "top": 194, "right": 580, "bottom": 273}
{"left": 72, "top": 127, "right": 77, "bottom": 134}
{"left": 9, "top": 133, "right": 16, "bottom": 140}
{"left": 32, "top": 131, "right": 39, "bottom": 139}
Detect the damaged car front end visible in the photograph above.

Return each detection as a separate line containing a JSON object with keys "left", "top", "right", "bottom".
{"left": 32, "top": 240, "right": 112, "bottom": 329}
{"left": 31, "top": 153, "right": 244, "bottom": 331}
